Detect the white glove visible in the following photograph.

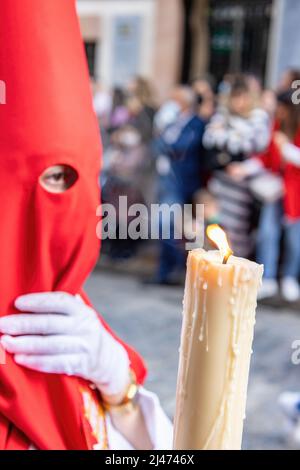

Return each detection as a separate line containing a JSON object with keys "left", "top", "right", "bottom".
{"left": 0, "top": 292, "right": 130, "bottom": 396}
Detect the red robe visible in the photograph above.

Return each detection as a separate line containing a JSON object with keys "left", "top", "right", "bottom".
{"left": 257, "top": 127, "right": 300, "bottom": 220}
{"left": 0, "top": 0, "right": 146, "bottom": 450}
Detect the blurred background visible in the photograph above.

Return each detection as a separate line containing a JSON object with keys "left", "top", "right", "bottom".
{"left": 77, "top": 0, "right": 300, "bottom": 449}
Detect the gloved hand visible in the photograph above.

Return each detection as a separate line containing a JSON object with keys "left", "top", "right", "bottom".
{"left": 0, "top": 292, "right": 130, "bottom": 396}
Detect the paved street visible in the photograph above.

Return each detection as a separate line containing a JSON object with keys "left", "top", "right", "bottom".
{"left": 85, "top": 267, "right": 300, "bottom": 450}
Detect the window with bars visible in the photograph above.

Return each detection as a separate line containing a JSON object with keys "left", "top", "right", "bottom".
{"left": 209, "top": 0, "right": 273, "bottom": 84}
{"left": 181, "top": 0, "right": 273, "bottom": 85}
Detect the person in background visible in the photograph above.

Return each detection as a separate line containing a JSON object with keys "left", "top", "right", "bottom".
{"left": 245, "top": 74, "right": 264, "bottom": 109}
{"left": 126, "top": 76, "right": 156, "bottom": 143}
{"left": 217, "top": 73, "right": 234, "bottom": 104}
{"left": 154, "top": 87, "right": 182, "bottom": 135}
{"left": 150, "top": 86, "right": 205, "bottom": 285}
{"left": 127, "top": 76, "right": 156, "bottom": 110}
{"left": 229, "top": 91, "right": 300, "bottom": 302}
{"left": 203, "top": 75, "right": 271, "bottom": 258}
{"left": 102, "top": 119, "right": 152, "bottom": 260}
{"left": 108, "top": 87, "right": 130, "bottom": 132}
{"left": 277, "top": 68, "right": 300, "bottom": 93}
{"left": 102, "top": 79, "right": 156, "bottom": 260}
{"left": 259, "top": 92, "right": 300, "bottom": 301}
{"left": 261, "top": 88, "right": 278, "bottom": 119}
{"left": 93, "top": 81, "right": 112, "bottom": 127}
{"left": 92, "top": 81, "right": 113, "bottom": 150}
{"left": 126, "top": 95, "right": 155, "bottom": 145}
{"left": 191, "top": 75, "right": 216, "bottom": 122}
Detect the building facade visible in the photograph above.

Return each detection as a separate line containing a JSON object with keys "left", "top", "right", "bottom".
{"left": 76, "top": 0, "right": 183, "bottom": 100}
{"left": 77, "top": 0, "right": 300, "bottom": 98}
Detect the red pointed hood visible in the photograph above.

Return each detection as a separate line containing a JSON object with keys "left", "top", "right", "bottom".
{"left": 0, "top": 0, "right": 146, "bottom": 450}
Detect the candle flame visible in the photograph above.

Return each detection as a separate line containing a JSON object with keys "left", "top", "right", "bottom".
{"left": 206, "top": 224, "right": 233, "bottom": 264}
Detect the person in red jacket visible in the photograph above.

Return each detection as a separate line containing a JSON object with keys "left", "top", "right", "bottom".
{"left": 229, "top": 91, "right": 300, "bottom": 301}
{"left": 0, "top": 0, "right": 171, "bottom": 450}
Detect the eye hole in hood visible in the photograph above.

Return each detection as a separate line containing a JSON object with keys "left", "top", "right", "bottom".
{"left": 39, "top": 164, "right": 78, "bottom": 194}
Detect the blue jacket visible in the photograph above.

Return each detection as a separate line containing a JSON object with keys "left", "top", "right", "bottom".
{"left": 156, "top": 114, "right": 205, "bottom": 199}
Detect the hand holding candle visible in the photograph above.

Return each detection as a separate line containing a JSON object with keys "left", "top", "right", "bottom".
{"left": 173, "top": 226, "right": 263, "bottom": 450}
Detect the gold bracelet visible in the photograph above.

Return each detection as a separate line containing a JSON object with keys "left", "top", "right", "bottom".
{"left": 102, "top": 370, "right": 139, "bottom": 413}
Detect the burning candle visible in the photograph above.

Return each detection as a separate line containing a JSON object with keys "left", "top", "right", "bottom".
{"left": 173, "top": 225, "right": 263, "bottom": 450}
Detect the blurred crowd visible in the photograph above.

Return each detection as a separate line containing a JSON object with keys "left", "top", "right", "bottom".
{"left": 92, "top": 69, "right": 300, "bottom": 303}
